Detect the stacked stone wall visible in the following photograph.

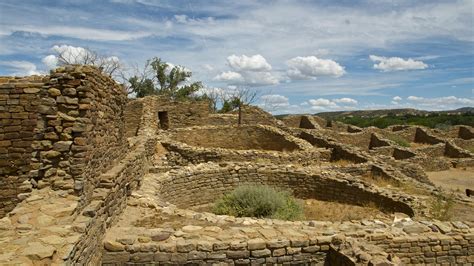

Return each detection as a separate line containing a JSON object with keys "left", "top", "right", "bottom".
{"left": 170, "top": 125, "right": 304, "bottom": 152}
{"left": 161, "top": 141, "right": 331, "bottom": 166}
{"left": 124, "top": 100, "right": 143, "bottom": 138}
{"left": 65, "top": 137, "right": 156, "bottom": 264}
{"left": 158, "top": 164, "right": 414, "bottom": 216}
{"left": 0, "top": 76, "right": 45, "bottom": 217}
{"left": 368, "top": 234, "right": 474, "bottom": 264}
{"left": 0, "top": 66, "right": 129, "bottom": 216}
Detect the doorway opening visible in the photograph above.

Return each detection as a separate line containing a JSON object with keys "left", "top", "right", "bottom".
{"left": 158, "top": 111, "right": 169, "bottom": 130}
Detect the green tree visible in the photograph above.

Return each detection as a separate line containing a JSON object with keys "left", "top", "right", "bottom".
{"left": 128, "top": 57, "right": 203, "bottom": 99}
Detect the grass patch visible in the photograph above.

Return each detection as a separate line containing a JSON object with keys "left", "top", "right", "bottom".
{"left": 331, "top": 159, "right": 353, "bottom": 166}
{"left": 465, "top": 145, "right": 474, "bottom": 154}
{"left": 304, "top": 199, "right": 383, "bottom": 221}
{"left": 359, "top": 172, "right": 431, "bottom": 196}
{"left": 387, "top": 135, "right": 411, "bottom": 148}
{"left": 213, "top": 185, "right": 304, "bottom": 220}
{"left": 429, "top": 194, "right": 455, "bottom": 221}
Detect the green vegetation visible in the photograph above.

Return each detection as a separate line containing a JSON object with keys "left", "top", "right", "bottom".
{"left": 128, "top": 57, "right": 204, "bottom": 100}
{"left": 213, "top": 185, "right": 304, "bottom": 220}
{"left": 387, "top": 135, "right": 411, "bottom": 147}
{"left": 335, "top": 113, "right": 474, "bottom": 129}
{"left": 429, "top": 194, "right": 455, "bottom": 221}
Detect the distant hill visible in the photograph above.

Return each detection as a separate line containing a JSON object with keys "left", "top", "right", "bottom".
{"left": 315, "top": 107, "right": 474, "bottom": 120}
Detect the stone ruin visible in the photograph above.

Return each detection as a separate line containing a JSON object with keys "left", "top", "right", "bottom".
{"left": 0, "top": 66, "right": 473, "bottom": 265}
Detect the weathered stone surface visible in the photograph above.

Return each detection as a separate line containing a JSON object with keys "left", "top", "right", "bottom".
{"left": 104, "top": 240, "right": 125, "bottom": 251}
{"left": 22, "top": 242, "right": 56, "bottom": 260}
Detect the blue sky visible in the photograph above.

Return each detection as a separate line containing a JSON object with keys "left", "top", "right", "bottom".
{"left": 0, "top": 0, "right": 473, "bottom": 113}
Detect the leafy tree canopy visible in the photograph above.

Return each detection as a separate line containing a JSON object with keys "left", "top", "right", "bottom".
{"left": 128, "top": 57, "right": 203, "bottom": 100}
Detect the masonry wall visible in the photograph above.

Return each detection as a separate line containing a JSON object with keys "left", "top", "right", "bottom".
{"left": 171, "top": 126, "right": 303, "bottom": 152}
{"left": 0, "top": 66, "right": 129, "bottom": 217}
{"left": 0, "top": 76, "right": 45, "bottom": 217}
{"left": 65, "top": 137, "right": 156, "bottom": 264}
{"left": 161, "top": 141, "right": 331, "bottom": 167}
{"left": 368, "top": 233, "right": 474, "bottom": 265}
{"left": 155, "top": 97, "right": 211, "bottom": 129}
{"left": 124, "top": 100, "right": 143, "bottom": 138}
{"left": 159, "top": 165, "right": 414, "bottom": 216}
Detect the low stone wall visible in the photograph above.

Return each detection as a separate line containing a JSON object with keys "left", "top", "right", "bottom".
{"left": 369, "top": 233, "right": 474, "bottom": 264}
{"left": 170, "top": 125, "right": 311, "bottom": 152}
{"left": 415, "top": 127, "right": 444, "bottom": 144}
{"left": 158, "top": 163, "right": 415, "bottom": 216}
{"left": 161, "top": 141, "right": 331, "bottom": 166}
{"left": 459, "top": 126, "right": 474, "bottom": 140}
{"left": 64, "top": 137, "right": 156, "bottom": 264}
{"left": 298, "top": 131, "right": 368, "bottom": 163}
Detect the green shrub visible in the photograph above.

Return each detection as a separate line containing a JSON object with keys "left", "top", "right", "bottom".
{"left": 213, "top": 185, "right": 304, "bottom": 220}
{"left": 387, "top": 135, "right": 411, "bottom": 147}
{"left": 429, "top": 194, "right": 454, "bottom": 221}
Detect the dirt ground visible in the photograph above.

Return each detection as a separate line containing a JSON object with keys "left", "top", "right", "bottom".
{"left": 189, "top": 199, "right": 388, "bottom": 222}
{"left": 303, "top": 199, "right": 388, "bottom": 222}
{"left": 426, "top": 167, "right": 474, "bottom": 192}
{"left": 426, "top": 167, "right": 474, "bottom": 221}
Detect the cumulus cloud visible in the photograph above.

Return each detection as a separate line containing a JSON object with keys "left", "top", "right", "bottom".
{"left": 214, "top": 71, "right": 244, "bottom": 82}
{"left": 308, "top": 97, "right": 359, "bottom": 111}
{"left": 308, "top": 98, "right": 339, "bottom": 110}
{"left": 286, "top": 56, "right": 345, "bottom": 80}
{"left": 0, "top": 61, "right": 42, "bottom": 76}
{"left": 215, "top": 54, "right": 278, "bottom": 86}
{"left": 393, "top": 96, "right": 402, "bottom": 101}
{"left": 227, "top": 54, "right": 272, "bottom": 72}
{"left": 333, "top": 97, "right": 358, "bottom": 105}
{"left": 369, "top": 55, "right": 428, "bottom": 72}
{"left": 42, "top": 55, "right": 58, "bottom": 70}
{"left": 42, "top": 45, "right": 122, "bottom": 74}
{"left": 240, "top": 71, "right": 279, "bottom": 86}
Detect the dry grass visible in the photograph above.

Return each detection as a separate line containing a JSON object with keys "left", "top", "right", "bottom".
{"left": 303, "top": 199, "right": 384, "bottom": 221}
{"left": 428, "top": 193, "right": 455, "bottom": 221}
{"left": 331, "top": 159, "right": 353, "bottom": 166}
{"left": 359, "top": 172, "right": 431, "bottom": 196}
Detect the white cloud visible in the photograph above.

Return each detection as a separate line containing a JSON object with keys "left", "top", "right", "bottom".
{"left": 393, "top": 96, "right": 402, "bottom": 101}
{"left": 42, "top": 45, "right": 122, "bottom": 72}
{"left": 407, "top": 95, "right": 474, "bottom": 107}
{"left": 240, "top": 71, "right": 279, "bottom": 86}
{"left": 407, "top": 95, "right": 423, "bottom": 101}
{"left": 48, "top": 45, "right": 92, "bottom": 65}
{"left": 215, "top": 54, "right": 278, "bottom": 86}
{"left": 227, "top": 54, "right": 272, "bottom": 72}
{"left": 260, "top": 94, "right": 290, "bottom": 108}
{"left": 0, "top": 61, "right": 42, "bottom": 76}
{"left": 307, "top": 97, "right": 359, "bottom": 111}
{"left": 308, "top": 98, "right": 339, "bottom": 110}
{"left": 369, "top": 55, "right": 428, "bottom": 72}
{"left": 214, "top": 71, "right": 244, "bottom": 82}
{"left": 174, "top": 15, "right": 188, "bottom": 24}
{"left": 286, "top": 56, "right": 345, "bottom": 80}
{"left": 333, "top": 97, "right": 357, "bottom": 105}
{"left": 42, "top": 55, "right": 58, "bottom": 70}
{"left": 2, "top": 25, "right": 150, "bottom": 41}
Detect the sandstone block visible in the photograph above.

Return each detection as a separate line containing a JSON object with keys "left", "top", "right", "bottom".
{"left": 104, "top": 240, "right": 125, "bottom": 251}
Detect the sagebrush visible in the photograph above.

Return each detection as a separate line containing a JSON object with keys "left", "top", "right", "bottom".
{"left": 213, "top": 185, "right": 304, "bottom": 220}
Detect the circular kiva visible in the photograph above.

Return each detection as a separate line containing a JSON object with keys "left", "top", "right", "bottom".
{"left": 157, "top": 163, "right": 415, "bottom": 218}
{"left": 168, "top": 125, "right": 314, "bottom": 152}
